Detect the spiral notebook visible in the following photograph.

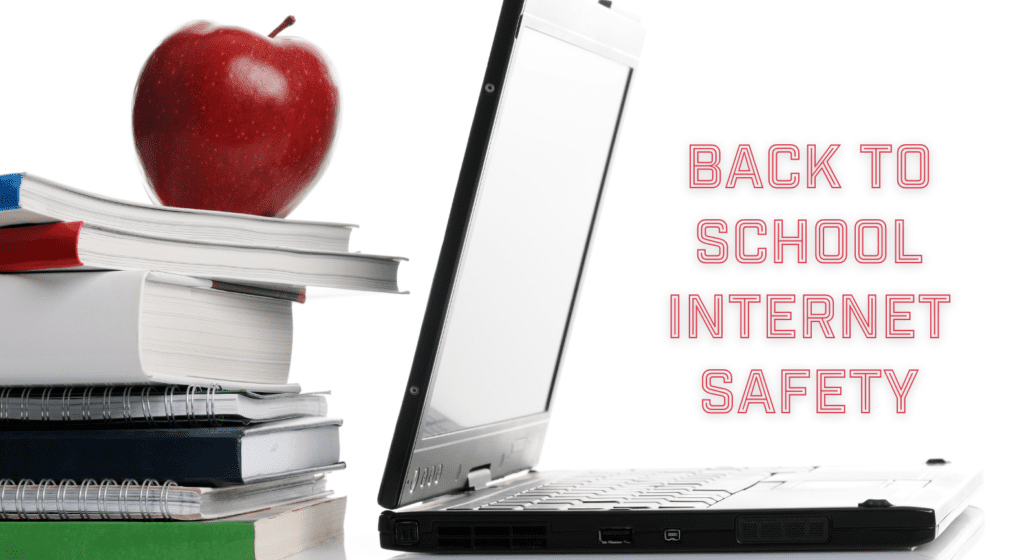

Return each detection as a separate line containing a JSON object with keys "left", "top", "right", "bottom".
{"left": 0, "top": 474, "right": 330, "bottom": 520}
{"left": 0, "top": 386, "right": 328, "bottom": 426}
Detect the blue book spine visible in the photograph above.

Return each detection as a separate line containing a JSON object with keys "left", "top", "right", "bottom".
{"left": 0, "top": 173, "right": 23, "bottom": 211}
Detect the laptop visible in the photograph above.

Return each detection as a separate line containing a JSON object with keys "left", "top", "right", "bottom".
{"left": 378, "top": 0, "right": 982, "bottom": 553}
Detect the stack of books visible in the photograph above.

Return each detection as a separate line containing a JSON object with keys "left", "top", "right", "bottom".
{"left": 0, "top": 173, "right": 403, "bottom": 559}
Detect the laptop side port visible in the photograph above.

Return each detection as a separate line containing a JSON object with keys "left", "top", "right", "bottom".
{"left": 664, "top": 529, "right": 681, "bottom": 541}
{"left": 598, "top": 528, "right": 633, "bottom": 544}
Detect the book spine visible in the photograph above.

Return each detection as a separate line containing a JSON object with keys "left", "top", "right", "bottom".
{"left": 0, "top": 428, "right": 245, "bottom": 486}
{"left": 0, "top": 520, "right": 255, "bottom": 560}
{"left": 0, "top": 385, "right": 225, "bottom": 426}
{"left": 0, "top": 221, "right": 83, "bottom": 271}
{"left": 0, "top": 173, "right": 22, "bottom": 210}
{"left": 0, "top": 478, "right": 181, "bottom": 520}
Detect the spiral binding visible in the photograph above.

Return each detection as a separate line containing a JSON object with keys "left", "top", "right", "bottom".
{"left": 0, "top": 478, "right": 180, "bottom": 520}
{"left": 0, "top": 385, "right": 222, "bottom": 426}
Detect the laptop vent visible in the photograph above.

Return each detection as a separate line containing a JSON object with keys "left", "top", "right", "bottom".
{"left": 736, "top": 516, "right": 829, "bottom": 544}
{"left": 436, "top": 525, "right": 547, "bottom": 549}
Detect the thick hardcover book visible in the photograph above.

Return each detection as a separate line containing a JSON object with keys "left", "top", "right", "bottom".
{"left": 0, "top": 418, "right": 343, "bottom": 486}
{"left": 0, "top": 496, "right": 345, "bottom": 560}
{"left": 0, "top": 172, "right": 354, "bottom": 253}
{"left": 0, "top": 219, "right": 403, "bottom": 293}
{"left": 0, "top": 271, "right": 298, "bottom": 392}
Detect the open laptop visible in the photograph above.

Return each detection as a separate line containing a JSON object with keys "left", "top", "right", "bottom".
{"left": 378, "top": 0, "right": 981, "bottom": 553}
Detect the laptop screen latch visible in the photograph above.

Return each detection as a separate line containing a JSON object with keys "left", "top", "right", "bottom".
{"left": 467, "top": 466, "right": 492, "bottom": 490}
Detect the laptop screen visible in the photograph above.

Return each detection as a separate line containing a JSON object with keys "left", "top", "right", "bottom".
{"left": 418, "top": 26, "right": 631, "bottom": 438}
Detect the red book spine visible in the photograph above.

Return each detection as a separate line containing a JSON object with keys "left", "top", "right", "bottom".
{"left": 0, "top": 222, "right": 84, "bottom": 272}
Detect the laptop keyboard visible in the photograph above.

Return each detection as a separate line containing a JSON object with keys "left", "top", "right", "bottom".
{"left": 446, "top": 468, "right": 776, "bottom": 511}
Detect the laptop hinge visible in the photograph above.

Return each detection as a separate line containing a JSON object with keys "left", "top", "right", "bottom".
{"left": 467, "top": 466, "right": 492, "bottom": 491}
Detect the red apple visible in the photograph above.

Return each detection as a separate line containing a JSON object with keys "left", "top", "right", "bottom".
{"left": 132, "top": 16, "right": 339, "bottom": 217}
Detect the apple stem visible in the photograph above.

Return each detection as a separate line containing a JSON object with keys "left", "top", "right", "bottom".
{"left": 269, "top": 16, "right": 296, "bottom": 38}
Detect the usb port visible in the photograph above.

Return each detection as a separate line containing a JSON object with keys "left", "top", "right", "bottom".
{"left": 599, "top": 528, "right": 633, "bottom": 544}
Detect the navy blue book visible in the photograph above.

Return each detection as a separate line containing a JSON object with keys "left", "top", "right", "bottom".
{"left": 0, "top": 418, "right": 342, "bottom": 486}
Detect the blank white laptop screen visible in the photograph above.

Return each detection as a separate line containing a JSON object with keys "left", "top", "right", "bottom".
{"left": 420, "top": 26, "right": 630, "bottom": 437}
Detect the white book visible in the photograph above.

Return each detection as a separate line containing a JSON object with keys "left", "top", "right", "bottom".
{"left": 1, "top": 172, "right": 354, "bottom": 253}
{"left": 0, "top": 270, "right": 298, "bottom": 392}
{"left": 0, "top": 173, "right": 404, "bottom": 294}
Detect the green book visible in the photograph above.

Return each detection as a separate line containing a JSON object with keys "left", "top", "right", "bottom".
{"left": 0, "top": 496, "right": 344, "bottom": 560}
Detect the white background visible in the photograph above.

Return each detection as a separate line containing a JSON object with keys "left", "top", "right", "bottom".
{"left": 1, "top": 1, "right": 1020, "bottom": 557}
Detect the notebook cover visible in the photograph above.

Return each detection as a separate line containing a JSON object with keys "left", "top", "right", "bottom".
{"left": 0, "top": 421, "right": 340, "bottom": 486}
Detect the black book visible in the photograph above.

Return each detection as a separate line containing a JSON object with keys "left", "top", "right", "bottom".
{"left": 0, "top": 418, "right": 342, "bottom": 486}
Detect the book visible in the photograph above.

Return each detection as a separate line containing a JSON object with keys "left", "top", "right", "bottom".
{"left": 0, "top": 386, "right": 328, "bottom": 425}
{"left": 0, "top": 495, "right": 345, "bottom": 560}
{"left": 0, "top": 271, "right": 299, "bottom": 392}
{"left": 0, "top": 220, "right": 403, "bottom": 293}
{"left": 0, "top": 474, "right": 330, "bottom": 520}
{"left": 0, "top": 172, "right": 354, "bottom": 253}
{"left": 0, "top": 418, "right": 344, "bottom": 486}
